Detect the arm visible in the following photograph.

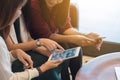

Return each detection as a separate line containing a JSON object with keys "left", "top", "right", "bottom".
{"left": 10, "top": 68, "right": 39, "bottom": 80}
{"left": 9, "top": 48, "right": 63, "bottom": 80}
{"left": 4, "top": 32, "right": 64, "bottom": 57}
{"left": 49, "top": 18, "right": 102, "bottom": 48}
{"left": 63, "top": 28, "right": 104, "bottom": 50}
{"left": 51, "top": 13, "right": 103, "bottom": 48}
{"left": 63, "top": 27, "right": 85, "bottom": 35}
{"left": 9, "top": 49, "right": 63, "bottom": 80}
{"left": 10, "top": 59, "right": 63, "bottom": 80}
{"left": 5, "top": 35, "right": 38, "bottom": 51}
{"left": 50, "top": 33, "right": 96, "bottom": 47}
{"left": 7, "top": 21, "right": 65, "bottom": 56}
{"left": 0, "top": 37, "right": 37, "bottom": 80}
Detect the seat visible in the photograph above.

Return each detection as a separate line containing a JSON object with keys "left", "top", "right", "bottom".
{"left": 70, "top": 4, "right": 79, "bottom": 29}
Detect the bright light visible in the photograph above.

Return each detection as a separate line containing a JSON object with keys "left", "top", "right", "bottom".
{"left": 71, "top": 0, "right": 120, "bottom": 43}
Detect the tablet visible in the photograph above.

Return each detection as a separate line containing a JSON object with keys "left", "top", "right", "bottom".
{"left": 48, "top": 47, "right": 81, "bottom": 60}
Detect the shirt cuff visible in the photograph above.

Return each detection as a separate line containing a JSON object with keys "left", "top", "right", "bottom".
{"left": 26, "top": 68, "right": 39, "bottom": 79}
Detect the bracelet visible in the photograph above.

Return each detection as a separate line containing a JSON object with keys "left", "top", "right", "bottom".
{"left": 36, "top": 67, "right": 43, "bottom": 76}
{"left": 36, "top": 39, "right": 41, "bottom": 47}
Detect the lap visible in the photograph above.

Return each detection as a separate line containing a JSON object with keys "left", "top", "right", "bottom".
{"left": 12, "top": 50, "right": 67, "bottom": 80}
{"left": 12, "top": 50, "right": 48, "bottom": 72}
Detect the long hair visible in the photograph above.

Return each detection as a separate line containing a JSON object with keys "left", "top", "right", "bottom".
{"left": 22, "top": 0, "right": 31, "bottom": 30}
{"left": 0, "top": 0, "right": 25, "bottom": 37}
{"left": 39, "top": 0, "right": 70, "bottom": 28}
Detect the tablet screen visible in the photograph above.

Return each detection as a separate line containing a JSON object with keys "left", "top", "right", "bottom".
{"left": 49, "top": 47, "right": 81, "bottom": 60}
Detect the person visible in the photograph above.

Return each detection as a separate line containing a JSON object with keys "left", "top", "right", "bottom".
{"left": 22, "top": 0, "right": 103, "bottom": 80}
{"left": 25, "top": 0, "right": 103, "bottom": 48}
{"left": 1, "top": 0, "right": 66, "bottom": 80}
{"left": 0, "top": 0, "right": 63, "bottom": 80}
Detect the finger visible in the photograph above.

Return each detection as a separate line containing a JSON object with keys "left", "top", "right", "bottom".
{"left": 83, "top": 38, "right": 97, "bottom": 46}
{"left": 41, "top": 42, "right": 53, "bottom": 51}
{"left": 19, "top": 58, "right": 29, "bottom": 68}
{"left": 96, "top": 41, "right": 103, "bottom": 50}
{"left": 55, "top": 43, "right": 64, "bottom": 51}
{"left": 47, "top": 50, "right": 53, "bottom": 56}
{"left": 86, "top": 38, "right": 96, "bottom": 45}
{"left": 24, "top": 65, "right": 31, "bottom": 69}
{"left": 52, "top": 59, "right": 63, "bottom": 63}
{"left": 95, "top": 38, "right": 103, "bottom": 44}
{"left": 25, "top": 56, "right": 33, "bottom": 69}
{"left": 53, "top": 49, "right": 63, "bottom": 52}
{"left": 49, "top": 44, "right": 57, "bottom": 51}
{"left": 28, "top": 60, "right": 33, "bottom": 69}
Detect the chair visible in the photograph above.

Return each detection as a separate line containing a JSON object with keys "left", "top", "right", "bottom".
{"left": 70, "top": 4, "right": 79, "bottom": 29}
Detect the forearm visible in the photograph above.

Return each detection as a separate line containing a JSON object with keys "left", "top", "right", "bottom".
{"left": 8, "top": 40, "right": 38, "bottom": 51}
{"left": 50, "top": 33, "right": 98, "bottom": 47}
{"left": 63, "top": 28, "right": 85, "bottom": 35}
{"left": 10, "top": 63, "right": 54, "bottom": 80}
{"left": 10, "top": 63, "right": 51, "bottom": 80}
{"left": 49, "top": 33, "right": 76, "bottom": 44}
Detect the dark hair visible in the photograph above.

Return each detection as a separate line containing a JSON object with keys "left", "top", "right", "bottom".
{"left": 0, "top": 0, "right": 25, "bottom": 36}
{"left": 39, "top": 0, "right": 70, "bottom": 28}
{"left": 22, "top": 0, "right": 31, "bottom": 29}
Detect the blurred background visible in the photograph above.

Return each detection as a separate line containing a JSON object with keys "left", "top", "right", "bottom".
{"left": 70, "top": 0, "right": 120, "bottom": 43}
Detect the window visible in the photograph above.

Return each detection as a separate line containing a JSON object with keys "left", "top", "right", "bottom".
{"left": 70, "top": 0, "right": 120, "bottom": 43}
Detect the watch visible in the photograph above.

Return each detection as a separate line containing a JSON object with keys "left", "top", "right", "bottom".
{"left": 36, "top": 39, "right": 41, "bottom": 47}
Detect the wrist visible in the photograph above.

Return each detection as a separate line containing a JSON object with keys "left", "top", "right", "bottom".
{"left": 40, "top": 64, "right": 47, "bottom": 72}
{"left": 36, "top": 67, "right": 43, "bottom": 75}
{"left": 11, "top": 49, "right": 18, "bottom": 58}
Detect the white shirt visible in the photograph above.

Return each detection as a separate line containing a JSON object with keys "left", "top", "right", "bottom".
{"left": 0, "top": 36, "right": 39, "bottom": 80}
{"left": 9, "top": 16, "right": 29, "bottom": 44}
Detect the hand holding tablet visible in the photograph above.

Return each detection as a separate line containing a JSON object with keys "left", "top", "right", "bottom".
{"left": 48, "top": 47, "right": 81, "bottom": 60}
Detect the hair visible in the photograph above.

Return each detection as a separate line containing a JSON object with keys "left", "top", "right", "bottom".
{"left": 39, "top": 0, "right": 70, "bottom": 28}
{"left": 22, "top": 0, "right": 31, "bottom": 29}
{"left": 0, "top": 0, "right": 25, "bottom": 37}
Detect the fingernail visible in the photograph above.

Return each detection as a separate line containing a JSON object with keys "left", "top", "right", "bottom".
{"left": 25, "top": 64, "right": 28, "bottom": 66}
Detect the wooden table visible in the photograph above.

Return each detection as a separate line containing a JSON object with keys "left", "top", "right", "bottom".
{"left": 75, "top": 52, "right": 120, "bottom": 80}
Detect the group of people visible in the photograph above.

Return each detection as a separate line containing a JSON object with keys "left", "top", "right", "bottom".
{"left": 0, "top": 0, "right": 103, "bottom": 80}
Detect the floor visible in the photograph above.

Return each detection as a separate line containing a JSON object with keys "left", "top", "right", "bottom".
{"left": 82, "top": 55, "right": 94, "bottom": 64}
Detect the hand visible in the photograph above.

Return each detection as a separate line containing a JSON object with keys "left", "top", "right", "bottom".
{"left": 86, "top": 32, "right": 103, "bottom": 50}
{"left": 94, "top": 37, "right": 103, "bottom": 51}
{"left": 40, "top": 59, "right": 63, "bottom": 72}
{"left": 38, "top": 46, "right": 51, "bottom": 57}
{"left": 15, "top": 49, "right": 33, "bottom": 69}
{"left": 40, "top": 38, "right": 64, "bottom": 52}
{"left": 85, "top": 32, "right": 100, "bottom": 39}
